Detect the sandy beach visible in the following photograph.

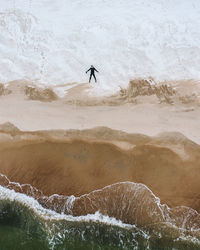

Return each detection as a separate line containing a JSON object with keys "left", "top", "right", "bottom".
{"left": 0, "top": 80, "right": 200, "bottom": 143}
{"left": 0, "top": 79, "right": 200, "bottom": 214}
{"left": 1, "top": 1, "right": 200, "bottom": 248}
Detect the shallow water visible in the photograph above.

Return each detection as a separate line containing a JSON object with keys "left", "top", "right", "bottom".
{"left": 0, "top": 175, "right": 200, "bottom": 249}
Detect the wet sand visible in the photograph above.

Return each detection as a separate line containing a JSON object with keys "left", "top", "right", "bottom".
{"left": 0, "top": 79, "right": 200, "bottom": 212}
{"left": 0, "top": 123, "right": 200, "bottom": 212}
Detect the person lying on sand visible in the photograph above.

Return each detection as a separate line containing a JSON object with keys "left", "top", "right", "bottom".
{"left": 86, "top": 65, "right": 99, "bottom": 83}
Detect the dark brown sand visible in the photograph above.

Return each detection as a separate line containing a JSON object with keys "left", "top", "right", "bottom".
{"left": 0, "top": 124, "right": 200, "bottom": 212}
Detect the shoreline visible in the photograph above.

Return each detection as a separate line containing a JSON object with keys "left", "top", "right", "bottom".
{"left": 0, "top": 79, "right": 200, "bottom": 212}
{"left": 0, "top": 123, "right": 200, "bottom": 212}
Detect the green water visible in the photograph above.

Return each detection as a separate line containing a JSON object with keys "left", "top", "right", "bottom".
{"left": 0, "top": 226, "right": 48, "bottom": 250}
{"left": 0, "top": 200, "right": 200, "bottom": 250}
{"left": 0, "top": 184, "right": 200, "bottom": 250}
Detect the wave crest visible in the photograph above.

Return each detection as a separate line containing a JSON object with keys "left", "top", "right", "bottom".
{"left": 1, "top": 174, "right": 200, "bottom": 233}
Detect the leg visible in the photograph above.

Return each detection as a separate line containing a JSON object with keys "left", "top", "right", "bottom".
{"left": 92, "top": 73, "right": 97, "bottom": 82}
{"left": 89, "top": 73, "right": 92, "bottom": 83}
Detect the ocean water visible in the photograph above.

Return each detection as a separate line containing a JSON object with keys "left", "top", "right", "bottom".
{"left": 0, "top": 175, "right": 200, "bottom": 250}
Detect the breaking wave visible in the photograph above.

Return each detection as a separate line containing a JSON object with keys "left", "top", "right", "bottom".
{"left": 0, "top": 174, "right": 200, "bottom": 249}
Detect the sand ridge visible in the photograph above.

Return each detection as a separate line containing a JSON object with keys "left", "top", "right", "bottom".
{"left": 0, "top": 79, "right": 200, "bottom": 144}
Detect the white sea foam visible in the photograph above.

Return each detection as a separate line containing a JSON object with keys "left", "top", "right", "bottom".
{"left": 1, "top": 174, "right": 200, "bottom": 234}
{"left": 0, "top": 0, "right": 200, "bottom": 95}
{"left": 0, "top": 185, "right": 134, "bottom": 229}
{"left": 1, "top": 184, "right": 199, "bottom": 249}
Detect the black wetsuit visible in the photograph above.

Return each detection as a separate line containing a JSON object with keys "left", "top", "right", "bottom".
{"left": 86, "top": 67, "right": 99, "bottom": 82}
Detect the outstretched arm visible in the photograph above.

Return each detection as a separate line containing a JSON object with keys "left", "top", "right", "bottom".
{"left": 86, "top": 68, "right": 91, "bottom": 74}
{"left": 94, "top": 68, "right": 99, "bottom": 73}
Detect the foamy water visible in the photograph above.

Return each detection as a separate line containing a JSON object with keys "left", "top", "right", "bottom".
{"left": 1, "top": 174, "right": 200, "bottom": 230}
{"left": 0, "top": 174, "right": 200, "bottom": 249}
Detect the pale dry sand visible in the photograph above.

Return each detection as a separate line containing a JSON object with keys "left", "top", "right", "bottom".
{"left": 0, "top": 80, "right": 199, "bottom": 144}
